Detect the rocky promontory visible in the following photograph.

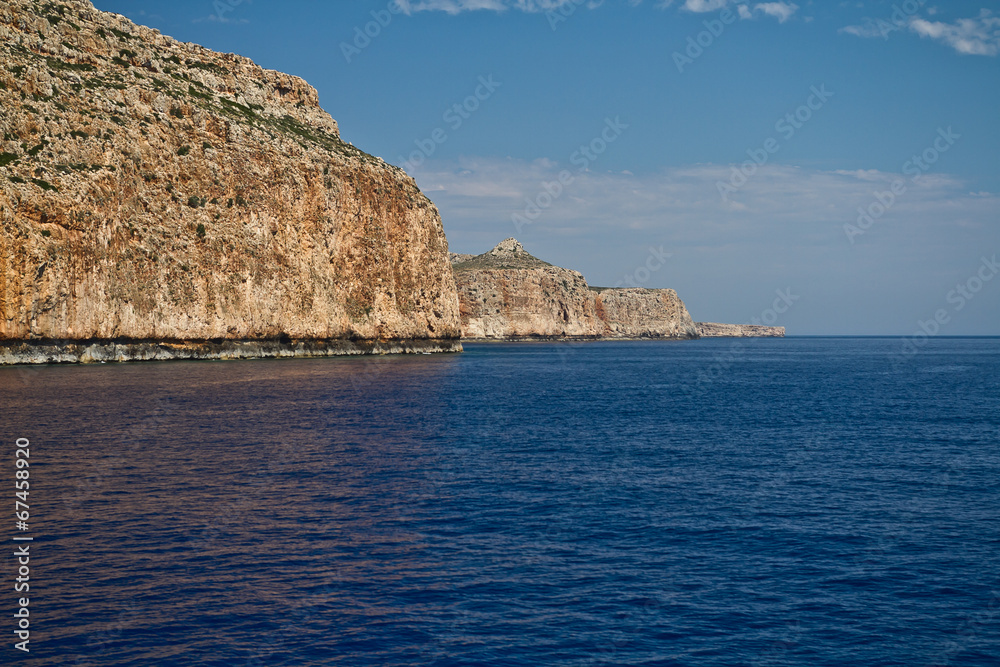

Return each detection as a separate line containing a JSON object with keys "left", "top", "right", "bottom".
{"left": 453, "top": 239, "right": 785, "bottom": 341}
{"left": 452, "top": 239, "right": 699, "bottom": 340}
{"left": 696, "top": 322, "right": 785, "bottom": 338}
{"left": 0, "top": 0, "right": 461, "bottom": 364}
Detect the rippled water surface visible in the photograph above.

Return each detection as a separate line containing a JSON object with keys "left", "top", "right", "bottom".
{"left": 2, "top": 338, "right": 999, "bottom": 666}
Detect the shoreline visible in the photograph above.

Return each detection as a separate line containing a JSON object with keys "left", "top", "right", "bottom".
{"left": 0, "top": 338, "right": 464, "bottom": 365}
{"left": 0, "top": 330, "right": 794, "bottom": 366}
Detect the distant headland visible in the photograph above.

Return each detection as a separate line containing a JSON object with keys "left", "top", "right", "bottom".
{"left": 451, "top": 239, "right": 784, "bottom": 341}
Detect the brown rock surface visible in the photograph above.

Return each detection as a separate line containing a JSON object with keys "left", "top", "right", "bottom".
{"left": 0, "top": 0, "right": 461, "bottom": 362}
{"left": 595, "top": 288, "right": 701, "bottom": 339}
{"left": 452, "top": 239, "right": 699, "bottom": 340}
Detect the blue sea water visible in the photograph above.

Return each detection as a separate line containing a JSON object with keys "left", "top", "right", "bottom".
{"left": 2, "top": 337, "right": 999, "bottom": 666}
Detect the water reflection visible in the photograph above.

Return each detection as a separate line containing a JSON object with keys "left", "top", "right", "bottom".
{"left": 3, "top": 355, "right": 462, "bottom": 665}
{"left": 1, "top": 339, "right": 998, "bottom": 666}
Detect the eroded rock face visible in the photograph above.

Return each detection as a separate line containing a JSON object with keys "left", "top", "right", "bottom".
{"left": 457, "top": 266, "right": 601, "bottom": 339}
{"left": 595, "top": 288, "right": 700, "bottom": 339}
{"left": 695, "top": 322, "right": 785, "bottom": 337}
{"left": 453, "top": 239, "right": 699, "bottom": 339}
{"left": 0, "top": 0, "right": 461, "bottom": 361}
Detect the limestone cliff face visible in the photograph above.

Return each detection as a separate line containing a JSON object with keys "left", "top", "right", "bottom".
{"left": 696, "top": 322, "right": 785, "bottom": 338}
{"left": 458, "top": 267, "right": 600, "bottom": 339}
{"left": 453, "top": 239, "right": 699, "bottom": 340}
{"left": 594, "top": 288, "right": 700, "bottom": 339}
{"left": 0, "top": 0, "right": 461, "bottom": 360}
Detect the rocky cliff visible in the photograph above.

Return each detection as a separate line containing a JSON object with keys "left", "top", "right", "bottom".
{"left": 0, "top": 0, "right": 461, "bottom": 363}
{"left": 696, "top": 322, "right": 785, "bottom": 337}
{"left": 452, "top": 239, "right": 699, "bottom": 340}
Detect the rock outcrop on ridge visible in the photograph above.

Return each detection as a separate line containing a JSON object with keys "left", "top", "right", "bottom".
{"left": 452, "top": 239, "right": 700, "bottom": 340}
{"left": 0, "top": 0, "right": 461, "bottom": 364}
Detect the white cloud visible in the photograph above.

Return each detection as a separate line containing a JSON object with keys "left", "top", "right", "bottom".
{"left": 839, "top": 21, "right": 886, "bottom": 39}
{"left": 665, "top": 0, "right": 798, "bottom": 21}
{"left": 909, "top": 9, "right": 1000, "bottom": 56}
{"left": 193, "top": 14, "right": 250, "bottom": 24}
{"left": 409, "top": 155, "right": 994, "bottom": 245}
{"left": 676, "top": 0, "right": 730, "bottom": 11}
{"left": 398, "top": 0, "right": 798, "bottom": 21}
{"left": 842, "top": 8, "right": 1000, "bottom": 56}
{"left": 752, "top": 2, "right": 797, "bottom": 23}
{"left": 832, "top": 169, "right": 888, "bottom": 182}
{"left": 396, "top": 0, "right": 582, "bottom": 13}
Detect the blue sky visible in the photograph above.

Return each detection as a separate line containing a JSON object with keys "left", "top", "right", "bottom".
{"left": 95, "top": 0, "right": 1000, "bottom": 334}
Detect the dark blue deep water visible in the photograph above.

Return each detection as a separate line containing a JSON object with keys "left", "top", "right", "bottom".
{"left": 2, "top": 338, "right": 999, "bottom": 666}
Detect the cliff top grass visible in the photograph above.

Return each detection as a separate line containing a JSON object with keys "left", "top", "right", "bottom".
{"left": 0, "top": 0, "right": 394, "bottom": 184}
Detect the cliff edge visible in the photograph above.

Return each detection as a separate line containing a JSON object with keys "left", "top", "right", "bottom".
{"left": 0, "top": 0, "right": 461, "bottom": 363}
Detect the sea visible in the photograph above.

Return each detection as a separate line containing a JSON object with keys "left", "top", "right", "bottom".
{"left": 2, "top": 337, "right": 999, "bottom": 666}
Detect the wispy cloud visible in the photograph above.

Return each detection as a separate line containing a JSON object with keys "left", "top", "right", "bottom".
{"left": 192, "top": 14, "right": 250, "bottom": 24}
{"left": 192, "top": 0, "right": 253, "bottom": 24}
{"left": 411, "top": 156, "right": 995, "bottom": 243}
{"left": 910, "top": 9, "right": 1000, "bottom": 56}
{"left": 842, "top": 8, "right": 1000, "bottom": 56}
{"left": 670, "top": 0, "right": 730, "bottom": 11}
{"left": 411, "top": 156, "right": 999, "bottom": 333}
{"left": 664, "top": 0, "right": 797, "bottom": 21}
{"left": 839, "top": 21, "right": 885, "bottom": 39}
{"left": 398, "top": 0, "right": 799, "bottom": 21}
{"left": 396, "top": 0, "right": 584, "bottom": 14}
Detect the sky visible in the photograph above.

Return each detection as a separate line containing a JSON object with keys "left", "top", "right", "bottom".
{"left": 94, "top": 0, "right": 1000, "bottom": 335}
